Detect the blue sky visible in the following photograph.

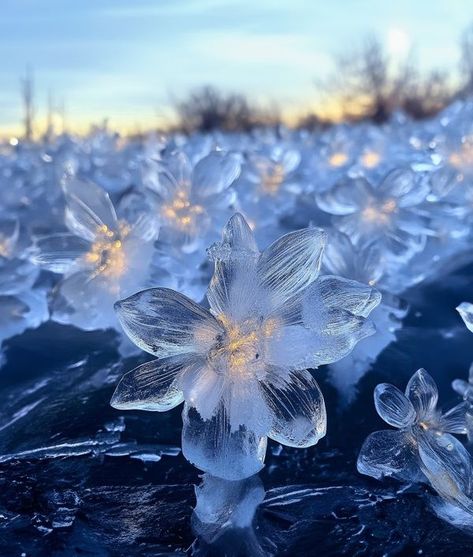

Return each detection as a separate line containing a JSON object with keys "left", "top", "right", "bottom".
{"left": 0, "top": 0, "right": 469, "bottom": 135}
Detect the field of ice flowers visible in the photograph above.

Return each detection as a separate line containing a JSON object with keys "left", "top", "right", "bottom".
{"left": 3, "top": 99, "right": 473, "bottom": 554}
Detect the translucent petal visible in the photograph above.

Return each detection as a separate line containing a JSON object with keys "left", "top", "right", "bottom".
{"left": 357, "top": 429, "right": 423, "bottom": 482}
{"left": 257, "top": 228, "right": 326, "bottom": 308}
{"left": 374, "top": 383, "right": 416, "bottom": 428}
{"left": 440, "top": 402, "right": 468, "bottom": 434}
{"left": 182, "top": 403, "right": 267, "bottom": 481}
{"left": 305, "top": 275, "right": 381, "bottom": 319}
{"left": 192, "top": 151, "right": 241, "bottom": 198}
{"left": 262, "top": 368, "right": 326, "bottom": 448}
{"left": 405, "top": 368, "right": 438, "bottom": 419}
{"left": 180, "top": 363, "right": 225, "bottom": 421}
{"left": 63, "top": 177, "right": 118, "bottom": 242}
{"left": 0, "top": 218, "right": 19, "bottom": 257}
{"left": 0, "top": 259, "right": 39, "bottom": 296}
{"left": 110, "top": 356, "right": 191, "bottom": 411}
{"left": 115, "top": 287, "right": 223, "bottom": 358}
{"left": 32, "top": 233, "right": 90, "bottom": 273}
{"left": 457, "top": 302, "right": 473, "bottom": 333}
{"left": 281, "top": 149, "right": 301, "bottom": 173}
{"left": 378, "top": 168, "right": 429, "bottom": 207}
{"left": 317, "top": 178, "right": 372, "bottom": 216}
{"left": 418, "top": 430, "right": 473, "bottom": 514}
{"left": 207, "top": 214, "right": 261, "bottom": 319}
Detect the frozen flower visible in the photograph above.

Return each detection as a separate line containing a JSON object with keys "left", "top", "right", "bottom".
{"left": 358, "top": 369, "right": 468, "bottom": 483}
{"left": 31, "top": 176, "right": 159, "bottom": 332}
{"left": 452, "top": 363, "right": 473, "bottom": 443}
{"left": 142, "top": 149, "right": 241, "bottom": 253}
{"left": 317, "top": 168, "right": 431, "bottom": 261}
{"left": 111, "top": 213, "right": 381, "bottom": 480}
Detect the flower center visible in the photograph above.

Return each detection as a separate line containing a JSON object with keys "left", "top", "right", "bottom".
{"left": 361, "top": 150, "right": 381, "bottom": 168}
{"left": 85, "top": 223, "right": 129, "bottom": 280}
{"left": 209, "top": 314, "right": 278, "bottom": 378}
{"left": 328, "top": 152, "right": 348, "bottom": 167}
{"left": 162, "top": 190, "right": 205, "bottom": 231}
{"left": 261, "top": 163, "right": 285, "bottom": 195}
{"left": 362, "top": 198, "right": 397, "bottom": 225}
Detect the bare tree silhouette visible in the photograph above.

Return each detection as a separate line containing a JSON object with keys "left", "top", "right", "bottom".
{"left": 318, "top": 35, "right": 451, "bottom": 122}
{"left": 460, "top": 23, "right": 473, "bottom": 97}
{"left": 20, "top": 67, "right": 35, "bottom": 141}
{"left": 174, "top": 85, "right": 277, "bottom": 133}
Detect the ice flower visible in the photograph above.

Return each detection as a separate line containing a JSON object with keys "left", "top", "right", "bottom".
{"left": 317, "top": 168, "right": 431, "bottom": 261}
{"left": 32, "top": 176, "right": 159, "bottom": 332}
{"left": 111, "top": 213, "right": 381, "bottom": 480}
{"left": 358, "top": 369, "right": 468, "bottom": 484}
{"left": 142, "top": 149, "right": 241, "bottom": 253}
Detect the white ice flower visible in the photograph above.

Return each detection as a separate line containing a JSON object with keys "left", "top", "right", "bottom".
{"left": 31, "top": 176, "right": 159, "bottom": 332}
{"left": 111, "top": 213, "right": 381, "bottom": 480}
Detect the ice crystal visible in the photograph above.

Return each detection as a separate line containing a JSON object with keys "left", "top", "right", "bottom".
{"left": 111, "top": 213, "right": 380, "bottom": 479}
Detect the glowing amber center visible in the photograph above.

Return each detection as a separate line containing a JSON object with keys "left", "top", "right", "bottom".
{"left": 449, "top": 142, "right": 473, "bottom": 169}
{"left": 162, "top": 191, "right": 204, "bottom": 230}
{"left": 329, "top": 152, "right": 348, "bottom": 167}
{"left": 361, "top": 150, "right": 381, "bottom": 168}
{"left": 362, "top": 198, "right": 397, "bottom": 225}
{"left": 261, "top": 163, "right": 285, "bottom": 195}
{"left": 85, "top": 224, "right": 129, "bottom": 279}
{"left": 209, "top": 314, "right": 279, "bottom": 377}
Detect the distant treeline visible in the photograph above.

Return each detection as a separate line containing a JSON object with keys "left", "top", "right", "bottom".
{"left": 172, "top": 25, "right": 473, "bottom": 133}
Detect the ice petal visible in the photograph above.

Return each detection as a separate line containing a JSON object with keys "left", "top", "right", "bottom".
{"left": 457, "top": 302, "right": 473, "bottom": 333}
{"left": 207, "top": 214, "right": 261, "bottom": 319}
{"left": 374, "top": 383, "right": 416, "bottom": 428}
{"left": 257, "top": 228, "right": 326, "bottom": 308}
{"left": 418, "top": 430, "right": 473, "bottom": 514}
{"left": 182, "top": 403, "right": 267, "bottom": 481}
{"left": 115, "top": 287, "right": 223, "bottom": 358}
{"left": 405, "top": 368, "right": 438, "bottom": 419}
{"left": 440, "top": 402, "right": 468, "bottom": 434}
{"left": 281, "top": 149, "right": 301, "bottom": 173}
{"left": 378, "top": 168, "right": 429, "bottom": 207}
{"left": 63, "top": 177, "right": 118, "bottom": 242}
{"left": 180, "top": 363, "right": 225, "bottom": 420}
{"left": 357, "top": 429, "right": 423, "bottom": 482}
{"left": 262, "top": 368, "right": 326, "bottom": 448}
{"left": 110, "top": 356, "right": 192, "bottom": 411}
{"left": 32, "top": 233, "right": 90, "bottom": 273}
{"left": 317, "top": 178, "right": 372, "bottom": 216}
{"left": 192, "top": 151, "right": 241, "bottom": 198}
{"left": 306, "top": 275, "right": 381, "bottom": 318}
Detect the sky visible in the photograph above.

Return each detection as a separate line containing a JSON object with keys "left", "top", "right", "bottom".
{"left": 0, "top": 0, "right": 470, "bottom": 136}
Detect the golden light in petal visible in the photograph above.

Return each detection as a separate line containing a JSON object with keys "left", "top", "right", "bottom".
{"left": 261, "top": 163, "right": 285, "bottom": 195}
{"left": 449, "top": 141, "right": 473, "bottom": 169}
{"left": 161, "top": 191, "right": 205, "bottom": 231}
{"left": 328, "top": 152, "right": 348, "bottom": 167}
{"left": 85, "top": 223, "right": 129, "bottom": 280}
{"left": 361, "top": 150, "right": 381, "bottom": 169}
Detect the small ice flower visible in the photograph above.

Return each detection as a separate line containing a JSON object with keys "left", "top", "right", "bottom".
{"left": 143, "top": 150, "right": 241, "bottom": 252}
{"left": 32, "top": 176, "right": 159, "bottom": 331}
{"left": 358, "top": 369, "right": 468, "bottom": 484}
{"left": 111, "top": 213, "right": 381, "bottom": 480}
{"left": 317, "top": 168, "right": 431, "bottom": 260}
{"left": 245, "top": 147, "right": 301, "bottom": 198}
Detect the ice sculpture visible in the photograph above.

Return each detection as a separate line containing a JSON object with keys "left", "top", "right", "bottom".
{"left": 32, "top": 176, "right": 159, "bottom": 332}
{"left": 317, "top": 168, "right": 431, "bottom": 262}
{"left": 111, "top": 213, "right": 381, "bottom": 479}
{"left": 142, "top": 149, "right": 241, "bottom": 253}
{"left": 358, "top": 369, "right": 473, "bottom": 519}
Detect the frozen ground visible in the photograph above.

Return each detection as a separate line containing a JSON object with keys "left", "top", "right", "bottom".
{"left": 1, "top": 260, "right": 473, "bottom": 556}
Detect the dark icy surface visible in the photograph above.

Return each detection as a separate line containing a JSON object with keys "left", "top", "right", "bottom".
{"left": 2, "top": 263, "right": 473, "bottom": 556}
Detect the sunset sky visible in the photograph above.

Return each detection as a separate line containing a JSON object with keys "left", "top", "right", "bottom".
{"left": 0, "top": 0, "right": 470, "bottom": 136}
